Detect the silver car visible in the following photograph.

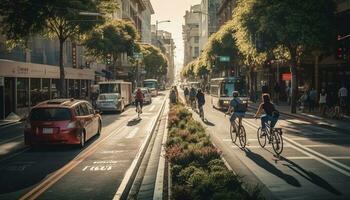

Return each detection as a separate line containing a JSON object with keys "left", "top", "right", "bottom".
{"left": 96, "top": 93, "right": 125, "bottom": 112}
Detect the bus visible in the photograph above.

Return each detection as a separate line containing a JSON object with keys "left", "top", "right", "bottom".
{"left": 210, "top": 77, "right": 248, "bottom": 110}
{"left": 98, "top": 81, "right": 133, "bottom": 105}
{"left": 143, "top": 79, "right": 158, "bottom": 96}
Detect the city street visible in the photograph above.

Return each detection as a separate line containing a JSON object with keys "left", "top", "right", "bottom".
{"left": 184, "top": 93, "right": 350, "bottom": 200}
{"left": 0, "top": 93, "right": 167, "bottom": 200}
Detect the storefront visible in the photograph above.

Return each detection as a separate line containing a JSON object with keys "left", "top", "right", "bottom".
{"left": 0, "top": 59, "right": 94, "bottom": 119}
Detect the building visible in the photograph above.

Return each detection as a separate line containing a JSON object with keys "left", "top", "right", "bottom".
{"left": 199, "top": 0, "right": 221, "bottom": 51}
{"left": 0, "top": 36, "right": 95, "bottom": 119}
{"left": 217, "top": 0, "right": 236, "bottom": 28}
{"left": 141, "top": 0, "right": 155, "bottom": 44}
{"left": 183, "top": 5, "right": 201, "bottom": 66}
{"left": 151, "top": 27, "right": 176, "bottom": 85}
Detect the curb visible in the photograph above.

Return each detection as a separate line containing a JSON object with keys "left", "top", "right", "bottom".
{"left": 113, "top": 95, "right": 168, "bottom": 200}
{"left": 0, "top": 121, "right": 21, "bottom": 128}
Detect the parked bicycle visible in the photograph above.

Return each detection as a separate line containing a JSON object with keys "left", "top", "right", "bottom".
{"left": 257, "top": 120, "right": 284, "bottom": 155}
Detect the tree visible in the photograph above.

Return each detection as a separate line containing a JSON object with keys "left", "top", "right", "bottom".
{"left": 0, "top": 0, "right": 118, "bottom": 97}
{"left": 84, "top": 19, "right": 139, "bottom": 79}
{"left": 232, "top": 0, "right": 335, "bottom": 113}
{"left": 181, "top": 60, "right": 197, "bottom": 80}
{"left": 139, "top": 43, "right": 168, "bottom": 79}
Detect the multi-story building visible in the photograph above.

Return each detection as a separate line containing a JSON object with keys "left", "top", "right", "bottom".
{"left": 0, "top": 36, "right": 95, "bottom": 119}
{"left": 141, "top": 0, "right": 154, "bottom": 44}
{"left": 151, "top": 27, "right": 176, "bottom": 85}
{"left": 183, "top": 5, "right": 201, "bottom": 66}
{"left": 199, "top": 0, "right": 221, "bottom": 51}
{"left": 217, "top": 0, "right": 236, "bottom": 28}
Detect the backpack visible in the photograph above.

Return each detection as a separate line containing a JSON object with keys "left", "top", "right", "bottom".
{"left": 135, "top": 91, "right": 143, "bottom": 99}
{"left": 234, "top": 99, "right": 247, "bottom": 112}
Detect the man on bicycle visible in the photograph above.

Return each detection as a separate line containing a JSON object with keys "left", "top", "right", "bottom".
{"left": 196, "top": 89, "right": 205, "bottom": 118}
{"left": 254, "top": 94, "right": 279, "bottom": 132}
{"left": 135, "top": 88, "right": 144, "bottom": 113}
{"left": 227, "top": 91, "right": 246, "bottom": 131}
{"left": 189, "top": 86, "right": 197, "bottom": 107}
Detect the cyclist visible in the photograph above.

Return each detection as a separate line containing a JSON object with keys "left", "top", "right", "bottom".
{"left": 227, "top": 91, "right": 246, "bottom": 132}
{"left": 135, "top": 88, "right": 144, "bottom": 114}
{"left": 196, "top": 89, "right": 205, "bottom": 119}
{"left": 254, "top": 94, "right": 279, "bottom": 132}
{"left": 184, "top": 87, "right": 189, "bottom": 103}
{"left": 189, "top": 86, "right": 197, "bottom": 108}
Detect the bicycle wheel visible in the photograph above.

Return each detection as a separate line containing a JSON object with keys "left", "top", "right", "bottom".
{"left": 239, "top": 126, "right": 247, "bottom": 148}
{"left": 230, "top": 124, "right": 237, "bottom": 143}
{"left": 257, "top": 127, "right": 267, "bottom": 148}
{"left": 272, "top": 129, "right": 283, "bottom": 155}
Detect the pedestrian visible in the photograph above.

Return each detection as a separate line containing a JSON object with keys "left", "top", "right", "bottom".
{"left": 308, "top": 88, "right": 317, "bottom": 112}
{"left": 319, "top": 89, "right": 327, "bottom": 116}
{"left": 338, "top": 84, "right": 348, "bottom": 112}
{"left": 184, "top": 87, "right": 189, "bottom": 103}
{"left": 273, "top": 82, "right": 280, "bottom": 105}
{"left": 286, "top": 85, "right": 291, "bottom": 105}
{"left": 170, "top": 88, "right": 177, "bottom": 104}
{"left": 298, "top": 91, "right": 308, "bottom": 112}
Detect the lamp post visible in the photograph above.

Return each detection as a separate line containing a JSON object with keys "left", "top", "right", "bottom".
{"left": 155, "top": 20, "right": 171, "bottom": 47}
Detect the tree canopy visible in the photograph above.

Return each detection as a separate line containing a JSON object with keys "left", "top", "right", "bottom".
{"left": 139, "top": 43, "right": 168, "bottom": 79}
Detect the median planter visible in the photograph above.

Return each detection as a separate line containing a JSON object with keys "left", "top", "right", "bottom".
{"left": 166, "top": 103, "right": 263, "bottom": 200}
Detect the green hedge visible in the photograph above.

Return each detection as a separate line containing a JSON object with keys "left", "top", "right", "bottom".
{"left": 166, "top": 103, "right": 263, "bottom": 200}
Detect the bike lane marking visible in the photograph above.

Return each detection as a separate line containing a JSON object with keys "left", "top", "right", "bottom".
{"left": 126, "top": 127, "right": 140, "bottom": 139}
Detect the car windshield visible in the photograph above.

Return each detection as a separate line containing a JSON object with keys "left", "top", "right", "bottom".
{"left": 98, "top": 94, "right": 119, "bottom": 100}
{"left": 144, "top": 82, "right": 157, "bottom": 89}
{"left": 30, "top": 108, "right": 72, "bottom": 121}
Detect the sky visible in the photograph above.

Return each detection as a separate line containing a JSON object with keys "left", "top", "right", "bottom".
{"left": 150, "top": 0, "right": 201, "bottom": 75}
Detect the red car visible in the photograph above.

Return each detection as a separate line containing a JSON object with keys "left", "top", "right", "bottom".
{"left": 24, "top": 99, "right": 102, "bottom": 147}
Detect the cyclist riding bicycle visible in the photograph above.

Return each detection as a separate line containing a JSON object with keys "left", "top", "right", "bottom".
{"left": 228, "top": 91, "right": 246, "bottom": 131}
{"left": 196, "top": 89, "right": 205, "bottom": 118}
{"left": 189, "top": 87, "right": 197, "bottom": 107}
{"left": 254, "top": 94, "right": 279, "bottom": 132}
{"left": 135, "top": 88, "right": 144, "bottom": 114}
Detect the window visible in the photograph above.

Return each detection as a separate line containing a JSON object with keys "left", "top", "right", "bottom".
{"left": 194, "top": 36, "right": 199, "bottom": 43}
{"left": 86, "top": 103, "right": 95, "bottom": 114}
{"left": 76, "top": 103, "right": 89, "bottom": 116}
{"left": 17, "top": 78, "right": 29, "bottom": 108}
{"left": 30, "top": 108, "right": 72, "bottom": 121}
{"left": 42, "top": 79, "right": 50, "bottom": 100}
{"left": 194, "top": 47, "right": 199, "bottom": 57}
{"left": 30, "top": 78, "right": 41, "bottom": 106}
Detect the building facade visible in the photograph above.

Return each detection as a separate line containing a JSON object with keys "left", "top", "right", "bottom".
{"left": 0, "top": 36, "right": 95, "bottom": 119}
{"left": 183, "top": 5, "right": 201, "bottom": 66}
{"left": 199, "top": 0, "right": 221, "bottom": 51}
{"left": 217, "top": 0, "right": 236, "bottom": 28}
{"left": 141, "top": 0, "right": 155, "bottom": 44}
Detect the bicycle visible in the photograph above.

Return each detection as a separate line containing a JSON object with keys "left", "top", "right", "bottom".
{"left": 257, "top": 120, "right": 283, "bottom": 155}
{"left": 226, "top": 113, "right": 246, "bottom": 148}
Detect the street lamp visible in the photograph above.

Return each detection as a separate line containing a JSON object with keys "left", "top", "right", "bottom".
{"left": 155, "top": 20, "right": 171, "bottom": 46}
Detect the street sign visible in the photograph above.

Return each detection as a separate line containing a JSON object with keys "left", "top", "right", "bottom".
{"left": 219, "top": 56, "right": 230, "bottom": 62}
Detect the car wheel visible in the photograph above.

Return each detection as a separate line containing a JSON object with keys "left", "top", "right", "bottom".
{"left": 79, "top": 130, "right": 86, "bottom": 148}
{"left": 96, "top": 121, "right": 102, "bottom": 136}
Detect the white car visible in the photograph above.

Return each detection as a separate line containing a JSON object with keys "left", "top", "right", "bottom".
{"left": 133, "top": 88, "right": 152, "bottom": 104}
{"left": 96, "top": 93, "right": 125, "bottom": 113}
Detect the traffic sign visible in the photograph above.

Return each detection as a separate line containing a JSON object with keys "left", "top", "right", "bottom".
{"left": 219, "top": 56, "right": 230, "bottom": 62}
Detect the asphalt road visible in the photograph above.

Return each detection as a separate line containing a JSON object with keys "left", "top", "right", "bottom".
{"left": 0, "top": 92, "right": 167, "bottom": 200}
{"left": 182, "top": 92, "right": 350, "bottom": 200}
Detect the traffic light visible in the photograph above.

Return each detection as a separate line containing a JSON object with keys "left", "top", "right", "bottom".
{"left": 106, "top": 54, "right": 112, "bottom": 65}
{"left": 337, "top": 47, "right": 347, "bottom": 62}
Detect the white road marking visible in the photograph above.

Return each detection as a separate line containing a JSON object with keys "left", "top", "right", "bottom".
{"left": 126, "top": 127, "right": 140, "bottom": 139}
{"left": 0, "top": 135, "right": 23, "bottom": 145}
{"left": 303, "top": 144, "right": 334, "bottom": 147}
{"left": 148, "top": 105, "right": 155, "bottom": 112}
{"left": 329, "top": 156, "right": 350, "bottom": 159}
{"left": 286, "top": 156, "right": 313, "bottom": 160}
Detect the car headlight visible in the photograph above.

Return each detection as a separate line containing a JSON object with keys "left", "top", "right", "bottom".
{"left": 223, "top": 100, "right": 229, "bottom": 104}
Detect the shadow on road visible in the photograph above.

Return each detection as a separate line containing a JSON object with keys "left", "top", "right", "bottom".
{"left": 127, "top": 118, "right": 142, "bottom": 126}
{"left": 281, "top": 157, "right": 342, "bottom": 195}
{"left": 203, "top": 120, "right": 215, "bottom": 126}
{"left": 243, "top": 148, "right": 301, "bottom": 187}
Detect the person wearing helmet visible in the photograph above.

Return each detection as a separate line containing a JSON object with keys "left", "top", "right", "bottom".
{"left": 227, "top": 91, "right": 247, "bottom": 132}
{"left": 135, "top": 88, "right": 144, "bottom": 113}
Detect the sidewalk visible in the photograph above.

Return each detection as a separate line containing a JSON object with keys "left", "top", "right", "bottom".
{"left": 249, "top": 101, "right": 350, "bottom": 133}
{"left": 0, "top": 112, "right": 22, "bottom": 128}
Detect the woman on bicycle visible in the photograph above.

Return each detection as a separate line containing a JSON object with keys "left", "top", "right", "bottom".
{"left": 254, "top": 94, "right": 279, "bottom": 131}
{"left": 228, "top": 91, "right": 246, "bottom": 131}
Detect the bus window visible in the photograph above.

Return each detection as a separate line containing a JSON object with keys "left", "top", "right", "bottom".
{"left": 144, "top": 81, "right": 157, "bottom": 89}
{"left": 221, "top": 82, "right": 235, "bottom": 97}
{"left": 99, "top": 84, "right": 120, "bottom": 93}
{"left": 210, "top": 85, "right": 219, "bottom": 97}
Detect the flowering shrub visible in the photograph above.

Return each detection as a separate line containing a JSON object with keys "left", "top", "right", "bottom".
{"left": 166, "top": 103, "right": 263, "bottom": 200}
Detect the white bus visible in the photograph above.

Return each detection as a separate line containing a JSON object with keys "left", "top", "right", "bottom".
{"left": 98, "top": 81, "right": 133, "bottom": 105}
{"left": 143, "top": 79, "right": 158, "bottom": 96}
{"left": 210, "top": 77, "right": 248, "bottom": 110}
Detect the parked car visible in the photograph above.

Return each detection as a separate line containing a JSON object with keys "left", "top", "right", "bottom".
{"left": 96, "top": 93, "right": 125, "bottom": 112}
{"left": 132, "top": 88, "right": 152, "bottom": 104}
{"left": 24, "top": 99, "right": 102, "bottom": 148}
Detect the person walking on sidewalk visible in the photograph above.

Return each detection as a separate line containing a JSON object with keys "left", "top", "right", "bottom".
{"left": 308, "top": 88, "right": 317, "bottom": 112}
{"left": 338, "top": 85, "right": 348, "bottom": 113}
{"left": 286, "top": 85, "right": 291, "bottom": 105}
{"left": 319, "top": 89, "right": 327, "bottom": 116}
